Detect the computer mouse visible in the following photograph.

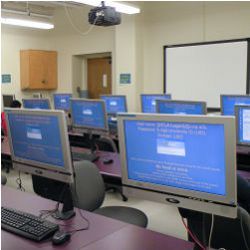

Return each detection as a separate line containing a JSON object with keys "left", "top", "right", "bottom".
{"left": 52, "top": 231, "right": 71, "bottom": 245}
{"left": 103, "top": 158, "right": 113, "bottom": 165}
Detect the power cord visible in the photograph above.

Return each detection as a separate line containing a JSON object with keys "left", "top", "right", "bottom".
{"left": 64, "top": 3, "right": 100, "bottom": 36}
{"left": 240, "top": 207, "right": 250, "bottom": 250}
{"left": 16, "top": 171, "right": 25, "bottom": 192}
{"left": 181, "top": 217, "right": 206, "bottom": 250}
{"left": 208, "top": 214, "right": 214, "bottom": 250}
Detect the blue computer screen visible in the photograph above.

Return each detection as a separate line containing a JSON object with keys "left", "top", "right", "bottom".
{"left": 101, "top": 96, "right": 127, "bottom": 114}
{"left": 124, "top": 120, "right": 226, "bottom": 195}
{"left": 54, "top": 94, "right": 72, "bottom": 111}
{"left": 23, "top": 99, "right": 50, "bottom": 110}
{"left": 71, "top": 100, "right": 106, "bottom": 130}
{"left": 7, "top": 113, "right": 64, "bottom": 167}
{"left": 141, "top": 95, "right": 171, "bottom": 113}
{"left": 222, "top": 96, "right": 250, "bottom": 115}
{"left": 237, "top": 106, "right": 250, "bottom": 144}
{"left": 157, "top": 101, "right": 205, "bottom": 115}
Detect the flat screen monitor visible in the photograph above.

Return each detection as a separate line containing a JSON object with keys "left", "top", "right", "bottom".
{"left": 221, "top": 95, "right": 250, "bottom": 116}
{"left": 70, "top": 98, "right": 108, "bottom": 134}
{"left": 235, "top": 105, "right": 250, "bottom": 146}
{"left": 156, "top": 100, "right": 207, "bottom": 115}
{"left": 2, "top": 94, "right": 15, "bottom": 108}
{"left": 100, "top": 95, "right": 127, "bottom": 115}
{"left": 53, "top": 93, "right": 72, "bottom": 111}
{"left": 118, "top": 113, "right": 237, "bottom": 218}
{"left": 141, "top": 94, "right": 171, "bottom": 113}
{"left": 23, "top": 98, "right": 51, "bottom": 110}
{"left": 5, "top": 109, "right": 74, "bottom": 183}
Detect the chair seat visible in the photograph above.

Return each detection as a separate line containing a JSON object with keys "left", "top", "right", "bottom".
{"left": 95, "top": 206, "right": 148, "bottom": 228}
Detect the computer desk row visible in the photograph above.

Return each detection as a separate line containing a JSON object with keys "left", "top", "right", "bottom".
{"left": 1, "top": 135, "right": 250, "bottom": 185}
{"left": 2, "top": 186, "right": 194, "bottom": 250}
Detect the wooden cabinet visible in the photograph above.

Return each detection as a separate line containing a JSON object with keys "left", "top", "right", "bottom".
{"left": 20, "top": 50, "right": 58, "bottom": 90}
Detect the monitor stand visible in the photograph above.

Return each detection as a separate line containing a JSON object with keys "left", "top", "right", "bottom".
{"left": 52, "top": 185, "right": 76, "bottom": 220}
{"left": 72, "top": 132, "right": 99, "bottom": 162}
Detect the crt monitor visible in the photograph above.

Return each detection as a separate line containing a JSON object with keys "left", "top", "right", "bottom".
{"left": 5, "top": 109, "right": 74, "bottom": 183}
{"left": 2, "top": 94, "right": 15, "bottom": 108}
{"left": 220, "top": 94, "right": 250, "bottom": 116}
{"left": 235, "top": 105, "right": 250, "bottom": 146}
{"left": 118, "top": 113, "right": 237, "bottom": 218}
{"left": 23, "top": 98, "right": 51, "bottom": 110}
{"left": 156, "top": 100, "right": 207, "bottom": 115}
{"left": 141, "top": 94, "right": 171, "bottom": 113}
{"left": 100, "top": 95, "right": 127, "bottom": 115}
{"left": 70, "top": 98, "right": 108, "bottom": 134}
{"left": 53, "top": 93, "right": 72, "bottom": 111}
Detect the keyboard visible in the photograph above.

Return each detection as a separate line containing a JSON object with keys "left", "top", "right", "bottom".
{"left": 72, "top": 151, "right": 99, "bottom": 162}
{"left": 1, "top": 206, "right": 59, "bottom": 242}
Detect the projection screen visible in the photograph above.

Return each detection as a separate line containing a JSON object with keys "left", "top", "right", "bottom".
{"left": 164, "top": 39, "right": 250, "bottom": 108}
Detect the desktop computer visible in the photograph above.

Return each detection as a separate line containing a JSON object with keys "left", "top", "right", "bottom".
{"left": 100, "top": 95, "right": 127, "bottom": 133}
{"left": 70, "top": 98, "right": 109, "bottom": 161}
{"left": 156, "top": 100, "right": 207, "bottom": 115}
{"left": 100, "top": 95, "right": 127, "bottom": 114}
{"left": 22, "top": 98, "right": 51, "bottom": 110}
{"left": 235, "top": 105, "right": 250, "bottom": 170}
{"left": 53, "top": 93, "right": 72, "bottom": 111}
{"left": 3, "top": 109, "right": 76, "bottom": 241}
{"left": 141, "top": 94, "right": 171, "bottom": 113}
{"left": 220, "top": 94, "right": 250, "bottom": 116}
{"left": 2, "top": 94, "right": 15, "bottom": 108}
{"left": 118, "top": 113, "right": 237, "bottom": 218}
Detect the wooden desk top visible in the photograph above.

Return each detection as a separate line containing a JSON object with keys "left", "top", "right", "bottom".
{"left": 2, "top": 187, "right": 193, "bottom": 250}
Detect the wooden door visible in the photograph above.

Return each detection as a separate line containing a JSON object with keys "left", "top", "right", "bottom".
{"left": 87, "top": 57, "right": 112, "bottom": 99}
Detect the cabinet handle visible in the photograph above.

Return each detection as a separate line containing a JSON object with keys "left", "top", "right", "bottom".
{"left": 41, "top": 80, "right": 47, "bottom": 84}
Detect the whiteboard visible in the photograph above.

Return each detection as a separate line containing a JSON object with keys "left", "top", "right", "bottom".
{"left": 164, "top": 41, "right": 249, "bottom": 107}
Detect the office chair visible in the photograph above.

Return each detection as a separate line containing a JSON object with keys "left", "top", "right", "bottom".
{"left": 1, "top": 175, "right": 7, "bottom": 185}
{"left": 179, "top": 207, "right": 250, "bottom": 250}
{"left": 72, "top": 160, "right": 148, "bottom": 228}
{"left": 94, "top": 136, "right": 128, "bottom": 201}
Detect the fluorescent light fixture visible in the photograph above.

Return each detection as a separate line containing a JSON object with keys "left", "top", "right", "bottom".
{"left": 1, "top": 17, "right": 54, "bottom": 29}
{"left": 76, "top": 0, "right": 140, "bottom": 14}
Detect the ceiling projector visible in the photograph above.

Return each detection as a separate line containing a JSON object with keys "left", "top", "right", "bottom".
{"left": 88, "top": 2, "right": 121, "bottom": 26}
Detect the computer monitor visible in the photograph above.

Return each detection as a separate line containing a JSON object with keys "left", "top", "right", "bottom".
{"left": 70, "top": 98, "right": 108, "bottom": 134}
{"left": 2, "top": 94, "right": 15, "bottom": 108}
{"left": 220, "top": 94, "right": 250, "bottom": 116}
{"left": 141, "top": 94, "right": 172, "bottom": 113}
{"left": 23, "top": 98, "right": 51, "bottom": 110}
{"left": 53, "top": 93, "right": 72, "bottom": 111}
{"left": 118, "top": 113, "right": 237, "bottom": 218}
{"left": 5, "top": 109, "right": 75, "bottom": 219}
{"left": 100, "top": 95, "right": 127, "bottom": 115}
{"left": 156, "top": 100, "right": 207, "bottom": 115}
{"left": 5, "top": 109, "right": 74, "bottom": 183}
{"left": 235, "top": 105, "right": 250, "bottom": 146}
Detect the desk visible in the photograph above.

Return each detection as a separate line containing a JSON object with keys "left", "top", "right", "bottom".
{"left": 2, "top": 187, "right": 194, "bottom": 250}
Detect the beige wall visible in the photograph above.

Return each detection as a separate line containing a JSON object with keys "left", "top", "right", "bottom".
{"left": 142, "top": 2, "right": 250, "bottom": 95}
{"left": 1, "top": 26, "right": 51, "bottom": 106}
{"left": 1, "top": 1, "right": 250, "bottom": 111}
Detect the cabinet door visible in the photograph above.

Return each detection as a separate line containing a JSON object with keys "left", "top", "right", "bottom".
{"left": 29, "top": 51, "right": 47, "bottom": 89}
{"left": 44, "top": 51, "right": 57, "bottom": 89}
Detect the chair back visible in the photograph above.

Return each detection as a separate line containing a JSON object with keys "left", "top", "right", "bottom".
{"left": 72, "top": 160, "right": 105, "bottom": 211}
